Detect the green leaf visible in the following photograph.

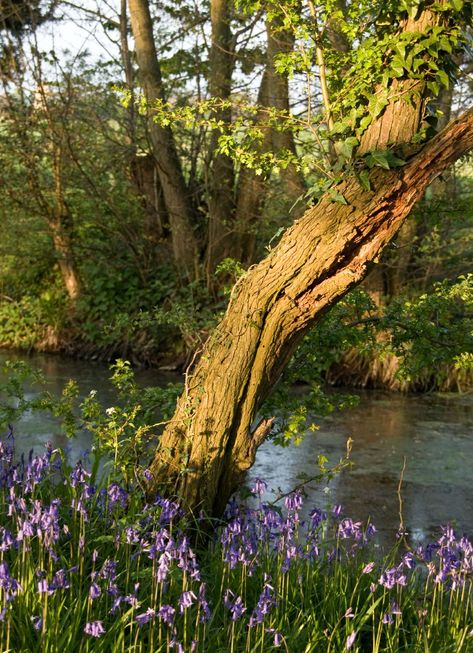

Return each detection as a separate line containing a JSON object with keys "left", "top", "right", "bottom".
{"left": 386, "top": 151, "right": 406, "bottom": 167}
{"left": 390, "top": 56, "right": 406, "bottom": 77}
{"left": 427, "top": 80, "right": 440, "bottom": 95}
{"left": 358, "top": 115, "right": 372, "bottom": 133}
{"left": 357, "top": 169, "right": 372, "bottom": 191}
{"left": 335, "top": 136, "right": 359, "bottom": 161}
{"left": 330, "top": 120, "right": 350, "bottom": 135}
{"left": 436, "top": 69, "right": 450, "bottom": 89}
{"left": 365, "top": 150, "right": 391, "bottom": 170}
{"left": 368, "top": 93, "right": 389, "bottom": 119}
{"left": 329, "top": 190, "right": 349, "bottom": 205}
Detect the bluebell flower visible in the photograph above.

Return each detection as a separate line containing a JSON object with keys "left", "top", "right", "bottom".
{"left": 0, "top": 561, "right": 21, "bottom": 602}
{"left": 198, "top": 583, "right": 211, "bottom": 622}
{"left": 178, "top": 590, "right": 196, "bottom": 613}
{"left": 309, "top": 508, "right": 326, "bottom": 529}
{"left": 284, "top": 491, "right": 303, "bottom": 512}
{"left": 70, "top": 461, "right": 91, "bottom": 488}
{"left": 136, "top": 608, "right": 156, "bottom": 626}
{"left": 169, "top": 637, "right": 184, "bottom": 653}
{"left": 249, "top": 576, "right": 276, "bottom": 626}
{"left": 346, "top": 631, "right": 357, "bottom": 650}
{"left": 50, "top": 569, "right": 69, "bottom": 591}
{"left": 224, "top": 589, "right": 246, "bottom": 621}
{"left": 158, "top": 604, "right": 175, "bottom": 625}
{"left": 37, "top": 579, "right": 50, "bottom": 594}
{"left": 31, "top": 615, "right": 43, "bottom": 631}
{"left": 100, "top": 559, "right": 117, "bottom": 581}
{"left": 124, "top": 594, "right": 139, "bottom": 608}
{"left": 89, "top": 582, "right": 101, "bottom": 600}
{"left": 108, "top": 483, "right": 128, "bottom": 509}
{"left": 251, "top": 479, "right": 267, "bottom": 496}
{"left": 84, "top": 620, "right": 105, "bottom": 637}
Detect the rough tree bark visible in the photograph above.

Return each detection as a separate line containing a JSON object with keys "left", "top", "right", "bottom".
{"left": 149, "top": 108, "right": 473, "bottom": 517}
{"left": 34, "top": 80, "right": 82, "bottom": 301}
{"left": 265, "top": 16, "right": 306, "bottom": 210}
{"left": 128, "top": 0, "right": 199, "bottom": 281}
{"left": 49, "top": 149, "right": 82, "bottom": 301}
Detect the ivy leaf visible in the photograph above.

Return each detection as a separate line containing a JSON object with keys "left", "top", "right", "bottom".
{"left": 436, "top": 69, "right": 450, "bottom": 89}
{"left": 365, "top": 150, "right": 406, "bottom": 170}
{"left": 391, "top": 55, "right": 407, "bottom": 77}
{"left": 330, "top": 120, "right": 350, "bottom": 135}
{"left": 385, "top": 152, "right": 406, "bottom": 167}
{"left": 358, "top": 115, "right": 372, "bottom": 133}
{"left": 329, "top": 190, "right": 349, "bottom": 205}
{"left": 357, "top": 169, "right": 372, "bottom": 191}
{"left": 368, "top": 93, "right": 389, "bottom": 119}
{"left": 365, "top": 150, "right": 391, "bottom": 170}
{"left": 427, "top": 80, "right": 440, "bottom": 95}
{"left": 335, "top": 136, "right": 359, "bottom": 161}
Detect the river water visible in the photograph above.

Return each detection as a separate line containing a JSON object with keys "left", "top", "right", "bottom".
{"left": 1, "top": 351, "right": 472, "bottom": 549}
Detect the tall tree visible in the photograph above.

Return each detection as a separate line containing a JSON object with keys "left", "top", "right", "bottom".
{"left": 147, "top": 1, "right": 473, "bottom": 517}
{"left": 205, "top": 0, "right": 236, "bottom": 282}
{"left": 128, "top": 0, "right": 199, "bottom": 281}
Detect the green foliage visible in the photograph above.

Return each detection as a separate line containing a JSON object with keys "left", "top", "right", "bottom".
{"left": 382, "top": 274, "right": 473, "bottom": 384}
{"left": 0, "top": 358, "right": 183, "bottom": 487}
{"left": 72, "top": 360, "right": 182, "bottom": 486}
{"left": 0, "top": 285, "right": 68, "bottom": 349}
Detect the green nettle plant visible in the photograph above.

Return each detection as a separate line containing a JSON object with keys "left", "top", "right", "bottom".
{"left": 0, "top": 362, "right": 472, "bottom": 651}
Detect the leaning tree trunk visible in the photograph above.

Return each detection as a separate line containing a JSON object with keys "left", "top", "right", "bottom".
{"left": 148, "top": 3, "right": 472, "bottom": 518}
{"left": 149, "top": 109, "right": 473, "bottom": 517}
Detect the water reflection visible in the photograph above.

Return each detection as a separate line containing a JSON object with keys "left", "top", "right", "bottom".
{"left": 0, "top": 350, "right": 176, "bottom": 460}
{"left": 249, "top": 392, "right": 473, "bottom": 549}
{"left": 1, "top": 350, "right": 472, "bottom": 549}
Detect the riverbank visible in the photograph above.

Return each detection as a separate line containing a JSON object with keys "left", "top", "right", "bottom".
{"left": 1, "top": 336, "right": 471, "bottom": 392}
{"left": 1, "top": 349, "right": 472, "bottom": 548}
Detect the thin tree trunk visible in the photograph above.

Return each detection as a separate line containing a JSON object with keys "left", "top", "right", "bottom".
{"left": 266, "top": 17, "right": 306, "bottom": 211}
{"left": 233, "top": 17, "right": 306, "bottom": 265}
{"left": 233, "top": 70, "right": 270, "bottom": 264}
{"left": 35, "top": 80, "right": 82, "bottom": 302}
{"left": 128, "top": 0, "right": 199, "bottom": 280}
{"left": 205, "top": 0, "right": 236, "bottom": 283}
{"left": 150, "top": 108, "right": 473, "bottom": 517}
{"left": 48, "top": 177, "right": 81, "bottom": 301}
{"left": 120, "top": 0, "right": 169, "bottom": 252}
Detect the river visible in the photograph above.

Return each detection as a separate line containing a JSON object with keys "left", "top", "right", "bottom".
{"left": 1, "top": 350, "right": 472, "bottom": 549}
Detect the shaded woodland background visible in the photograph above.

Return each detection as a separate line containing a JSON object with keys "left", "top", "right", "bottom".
{"left": 0, "top": 0, "right": 472, "bottom": 392}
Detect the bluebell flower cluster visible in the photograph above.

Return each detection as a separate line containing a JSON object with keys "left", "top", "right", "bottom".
{"left": 0, "top": 432, "right": 472, "bottom": 652}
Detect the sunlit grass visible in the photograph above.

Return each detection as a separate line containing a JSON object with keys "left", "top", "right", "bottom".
{"left": 0, "top": 431, "right": 472, "bottom": 652}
